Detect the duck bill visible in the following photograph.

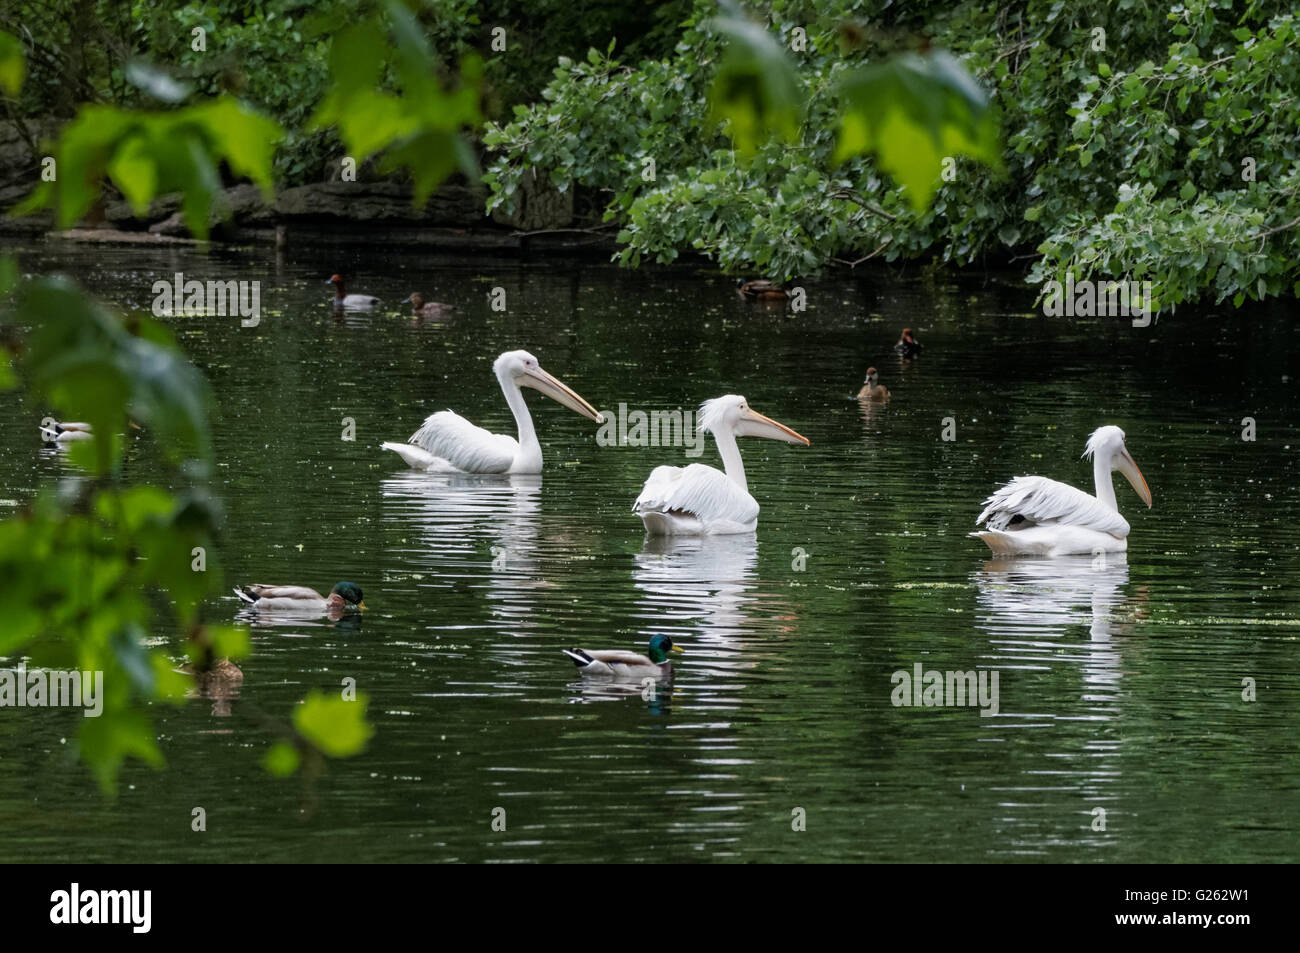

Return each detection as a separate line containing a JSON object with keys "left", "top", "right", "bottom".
{"left": 671, "top": 645, "right": 684, "bottom": 653}
{"left": 1117, "top": 448, "right": 1152, "bottom": 507}
{"left": 737, "top": 409, "right": 810, "bottom": 446}
{"left": 521, "top": 367, "right": 605, "bottom": 424}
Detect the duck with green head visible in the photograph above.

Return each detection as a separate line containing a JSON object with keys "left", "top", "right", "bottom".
{"left": 562, "top": 634, "right": 683, "bottom": 679}
{"left": 233, "top": 582, "right": 366, "bottom": 612}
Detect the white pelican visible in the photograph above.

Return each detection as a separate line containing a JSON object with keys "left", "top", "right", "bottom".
{"left": 972, "top": 425, "right": 1152, "bottom": 556}
{"left": 634, "top": 395, "right": 809, "bottom": 536}
{"left": 382, "top": 350, "right": 603, "bottom": 474}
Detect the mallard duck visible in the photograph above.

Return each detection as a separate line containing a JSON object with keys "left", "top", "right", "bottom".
{"left": 326, "top": 274, "right": 380, "bottom": 310}
{"left": 182, "top": 656, "right": 244, "bottom": 687}
{"left": 857, "top": 367, "right": 890, "bottom": 402}
{"left": 233, "top": 582, "right": 366, "bottom": 611}
{"left": 562, "top": 634, "right": 682, "bottom": 679}
{"left": 39, "top": 421, "right": 93, "bottom": 444}
{"left": 737, "top": 279, "right": 788, "bottom": 300}
{"left": 402, "top": 292, "right": 451, "bottom": 316}
{"left": 895, "top": 327, "right": 923, "bottom": 358}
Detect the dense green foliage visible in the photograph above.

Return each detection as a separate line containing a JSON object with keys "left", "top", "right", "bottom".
{"left": 0, "top": 266, "right": 376, "bottom": 792}
{"left": 0, "top": 2, "right": 482, "bottom": 792}
{"left": 1, "top": 0, "right": 692, "bottom": 184}
{"left": 7, "top": 1, "right": 1292, "bottom": 309}
{"left": 484, "top": 0, "right": 1300, "bottom": 311}
{"left": 0, "top": 266, "right": 230, "bottom": 792}
{"left": 14, "top": 0, "right": 482, "bottom": 233}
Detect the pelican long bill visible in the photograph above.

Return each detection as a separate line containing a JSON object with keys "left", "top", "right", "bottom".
{"left": 521, "top": 366, "right": 605, "bottom": 424}
{"left": 1117, "top": 447, "right": 1152, "bottom": 507}
{"left": 736, "top": 408, "right": 810, "bottom": 446}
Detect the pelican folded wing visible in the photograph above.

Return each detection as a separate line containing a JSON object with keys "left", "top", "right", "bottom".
{"left": 408, "top": 411, "right": 518, "bottom": 474}
{"left": 634, "top": 463, "right": 760, "bottom": 527}
{"left": 976, "top": 476, "right": 1130, "bottom": 538}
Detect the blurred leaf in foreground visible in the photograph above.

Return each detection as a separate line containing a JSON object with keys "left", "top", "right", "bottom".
{"left": 834, "top": 50, "right": 1001, "bottom": 211}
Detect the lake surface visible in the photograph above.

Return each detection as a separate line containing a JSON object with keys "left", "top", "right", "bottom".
{"left": 1, "top": 237, "right": 1297, "bottom": 862}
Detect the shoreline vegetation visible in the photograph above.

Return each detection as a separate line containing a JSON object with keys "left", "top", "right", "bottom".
{"left": 0, "top": 2, "right": 1295, "bottom": 310}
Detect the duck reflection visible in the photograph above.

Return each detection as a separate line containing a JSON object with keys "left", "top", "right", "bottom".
{"left": 566, "top": 674, "right": 677, "bottom": 714}
{"left": 234, "top": 600, "right": 364, "bottom": 631}
{"left": 182, "top": 658, "right": 243, "bottom": 719}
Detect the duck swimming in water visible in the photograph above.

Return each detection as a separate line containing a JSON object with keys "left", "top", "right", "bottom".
{"left": 327, "top": 274, "right": 380, "bottom": 310}
{"left": 562, "top": 634, "right": 683, "bottom": 679}
{"left": 233, "top": 581, "right": 366, "bottom": 612}
{"left": 857, "top": 367, "right": 890, "bottom": 401}
{"left": 402, "top": 292, "right": 451, "bottom": 317}
{"left": 895, "top": 327, "right": 923, "bottom": 358}
{"left": 736, "top": 279, "right": 788, "bottom": 300}
{"left": 39, "top": 421, "right": 93, "bottom": 444}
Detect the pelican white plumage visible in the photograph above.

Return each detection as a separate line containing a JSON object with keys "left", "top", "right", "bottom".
{"left": 382, "top": 350, "right": 603, "bottom": 474}
{"left": 634, "top": 395, "right": 809, "bottom": 536}
{"left": 972, "top": 425, "right": 1152, "bottom": 557}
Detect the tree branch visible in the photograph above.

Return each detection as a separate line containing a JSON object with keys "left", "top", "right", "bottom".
{"left": 833, "top": 237, "right": 893, "bottom": 267}
{"left": 831, "top": 187, "right": 898, "bottom": 221}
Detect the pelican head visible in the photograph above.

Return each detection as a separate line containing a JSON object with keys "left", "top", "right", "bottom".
{"left": 494, "top": 350, "right": 604, "bottom": 424}
{"left": 1084, "top": 426, "right": 1152, "bottom": 507}
{"left": 698, "top": 395, "right": 810, "bottom": 445}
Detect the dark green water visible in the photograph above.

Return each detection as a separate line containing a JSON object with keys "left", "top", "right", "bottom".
{"left": 1, "top": 237, "right": 1297, "bottom": 862}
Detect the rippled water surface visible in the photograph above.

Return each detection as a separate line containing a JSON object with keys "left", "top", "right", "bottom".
{"left": 1, "top": 238, "right": 1297, "bottom": 862}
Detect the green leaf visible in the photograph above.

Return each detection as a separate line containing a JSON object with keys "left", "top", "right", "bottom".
{"left": 706, "top": 6, "right": 803, "bottom": 154}
{"left": 0, "top": 256, "right": 16, "bottom": 296}
{"left": 293, "top": 690, "right": 374, "bottom": 758}
{"left": 834, "top": 51, "right": 1001, "bottom": 211}
{"left": 10, "top": 99, "right": 282, "bottom": 237}
{"left": 263, "top": 740, "right": 302, "bottom": 777}
{"left": 79, "top": 710, "right": 164, "bottom": 796}
{"left": 308, "top": 1, "right": 481, "bottom": 207}
{"left": 0, "top": 29, "right": 24, "bottom": 96}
